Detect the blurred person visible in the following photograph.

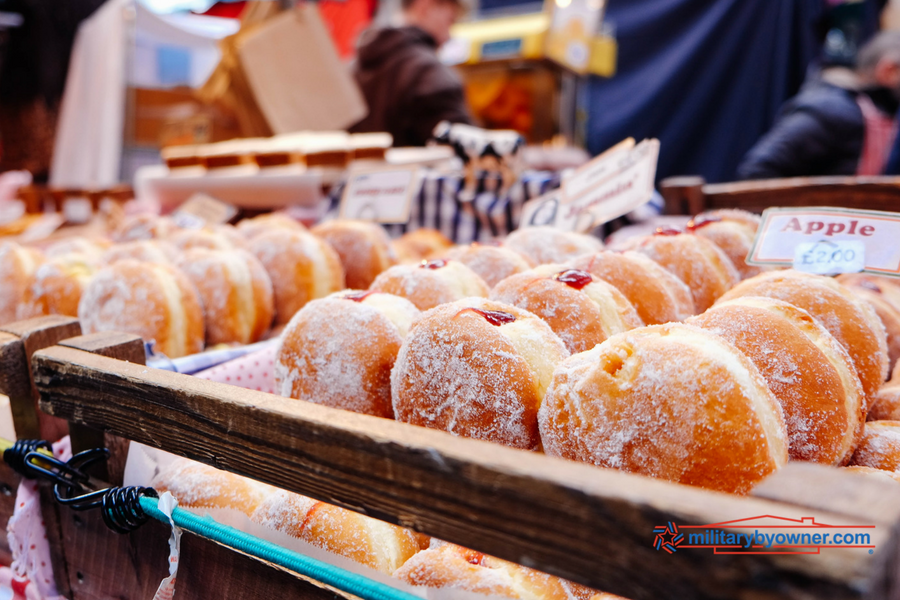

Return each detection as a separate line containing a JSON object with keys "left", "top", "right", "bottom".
{"left": 350, "top": 0, "right": 472, "bottom": 146}
{"left": 738, "top": 31, "right": 900, "bottom": 179}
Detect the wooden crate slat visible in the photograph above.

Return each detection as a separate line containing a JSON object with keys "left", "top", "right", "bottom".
{"left": 32, "top": 345, "right": 900, "bottom": 600}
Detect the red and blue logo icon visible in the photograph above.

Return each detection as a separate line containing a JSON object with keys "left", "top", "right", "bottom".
{"left": 653, "top": 522, "right": 683, "bottom": 554}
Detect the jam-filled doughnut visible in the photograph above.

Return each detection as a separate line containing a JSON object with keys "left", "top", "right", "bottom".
{"left": 78, "top": 260, "right": 204, "bottom": 357}
{"left": 620, "top": 231, "right": 740, "bottom": 312}
{"left": 236, "top": 212, "right": 306, "bottom": 240}
{"left": 392, "top": 298, "right": 569, "bottom": 450}
{"left": 491, "top": 268, "right": 642, "bottom": 354}
{"left": 44, "top": 237, "right": 109, "bottom": 260}
{"left": 176, "top": 248, "right": 274, "bottom": 346}
{"left": 689, "top": 297, "right": 864, "bottom": 464}
{"left": 685, "top": 215, "right": 763, "bottom": 279}
{"left": 719, "top": 270, "right": 888, "bottom": 405}
{"left": 312, "top": 220, "right": 397, "bottom": 289}
{"left": 0, "top": 242, "right": 43, "bottom": 324}
{"left": 538, "top": 323, "right": 788, "bottom": 494}
{"left": 18, "top": 254, "right": 96, "bottom": 320}
{"left": 153, "top": 458, "right": 271, "bottom": 516}
{"left": 444, "top": 243, "right": 533, "bottom": 288}
{"left": 694, "top": 208, "right": 761, "bottom": 232}
{"left": 394, "top": 542, "right": 599, "bottom": 600}
{"left": 391, "top": 228, "right": 454, "bottom": 264}
{"left": 837, "top": 274, "right": 900, "bottom": 370}
{"left": 168, "top": 227, "right": 243, "bottom": 252}
{"left": 251, "top": 490, "right": 423, "bottom": 575}
{"left": 100, "top": 240, "right": 178, "bottom": 265}
{"left": 250, "top": 229, "right": 344, "bottom": 325}
{"left": 850, "top": 421, "right": 900, "bottom": 472}
{"left": 369, "top": 259, "right": 489, "bottom": 311}
{"left": 276, "top": 290, "right": 420, "bottom": 418}
{"left": 870, "top": 384, "right": 900, "bottom": 421}
{"left": 504, "top": 226, "right": 603, "bottom": 265}
{"left": 569, "top": 251, "right": 695, "bottom": 324}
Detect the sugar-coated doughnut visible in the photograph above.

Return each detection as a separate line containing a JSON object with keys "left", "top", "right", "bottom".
{"left": 168, "top": 228, "right": 240, "bottom": 252}
{"left": 719, "top": 270, "right": 889, "bottom": 405}
{"left": 686, "top": 215, "right": 763, "bottom": 279}
{"left": 78, "top": 260, "right": 204, "bottom": 358}
{"left": 391, "top": 228, "right": 454, "bottom": 264}
{"left": 894, "top": 359, "right": 900, "bottom": 384}
{"left": 491, "top": 268, "right": 642, "bottom": 354}
{"left": 312, "top": 220, "right": 397, "bottom": 289}
{"left": 113, "top": 214, "right": 179, "bottom": 242}
{"left": 621, "top": 231, "right": 740, "bottom": 312}
{"left": 18, "top": 254, "right": 96, "bottom": 320}
{"left": 870, "top": 384, "right": 900, "bottom": 421}
{"left": 444, "top": 243, "right": 533, "bottom": 288}
{"left": 837, "top": 274, "right": 900, "bottom": 370}
{"left": 252, "top": 491, "right": 423, "bottom": 575}
{"left": 250, "top": 229, "right": 344, "bottom": 325}
{"left": 44, "top": 237, "right": 108, "bottom": 260}
{"left": 370, "top": 259, "right": 489, "bottom": 311}
{"left": 394, "top": 542, "right": 598, "bottom": 600}
{"left": 850, "top": 421, "right": 900, "bottom": 472}
{"left": 504, "top": 226, "right": 603, "bottom": 265}
{"left": 152, "top": 458, "right": 270, "bottom": 516}
{"left": 276, "top": 291, "right": 420, "bottom": 418}
{"left": 0, "top": 242, "right": 43, "bottom": 324}
{"left": 689, "top": 297, "right": 864, "bottom": 465}
{"left": 100, "top": 240, "right": 177, "bottom": 265}
{"left": 538, "top": 323, "right": 788, "bottom": 494}
{"left": 177, "top": 248, "right": 274, "bottom": 346}
{"left": 236, "top": 213, "right": 306, "bottom": 240}
{"left": 392, "top": 298, "right": 569, "bottom": 450}
{"left": 843, "top": 465, "right": 900, "bottom": 484}
{"left": 569, "top": 251, "right": 695, "bottom": 324}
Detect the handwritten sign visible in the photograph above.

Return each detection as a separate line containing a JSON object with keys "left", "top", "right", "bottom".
{"left": 339, "top": 166, "right": 420, "bottom": 223}
{"left": 793, "top": 240, "right": 865, "bottom": 275}
{"left": 748, "top": 207, "right": 900, "bottom": 277}
{"left": 173, "top": 193, "right": 238, "bottom": 228}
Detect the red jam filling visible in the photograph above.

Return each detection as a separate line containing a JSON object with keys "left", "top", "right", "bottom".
{"left": 467, "top": 552, "right": 486, "bottom": 566}
{"left": 686, "top": 216, "right": 722, "bottom": 231}
{"left": 343, "top": 290, "right": 377, "bottom": 302}
{"left": 420, "top": 259, "right": 448, "bottom": 269}
{"left": 654, "top": 227, "right": 683, "bottom": 236}
{"left": 458, "top": 307, "right": 517, "bottom": 326}
{"left": 553, "top": 269, "right": 593, "bottom": 290}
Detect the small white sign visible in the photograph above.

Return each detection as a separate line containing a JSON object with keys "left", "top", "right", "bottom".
{"left": 520, "top": 190, "right": 564, "bottom": 228}
{"left": 793, "top": 240, "right": 865, "bottom": 275}
{"left": 557, "top": 138, "right": 660, "bottom": 232}
{"left": 339, "top": 166, "right": 420, "bottom": 223}
{"left": 748, "top": 207, "right": 900, "bottom": 277}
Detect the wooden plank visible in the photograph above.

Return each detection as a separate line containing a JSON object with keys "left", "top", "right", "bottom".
{"left": 33, "top": 346, "right": 900, "bottom": 600}
{"left": 0, "top": 462, "right": 20, "bottom": 565}
{"left": 0, "top": 316, "right": 81, "bottom": 441}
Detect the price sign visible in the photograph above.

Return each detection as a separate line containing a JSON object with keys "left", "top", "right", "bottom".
{"left": 748, "top": 207, "right": 900, "bottom": 277}
{"left": 173, "top": 193, "right": 238, "bottom": 228}
{"left": 793, "top": 240, "right": 865, "bottom": 275}
{"left": 339, "top": 166, "right": 420, "bottom": 223}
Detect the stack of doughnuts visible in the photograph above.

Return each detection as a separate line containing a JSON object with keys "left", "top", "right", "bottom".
{"left": 685, "top": 211, "right": 763, "bottom": 279}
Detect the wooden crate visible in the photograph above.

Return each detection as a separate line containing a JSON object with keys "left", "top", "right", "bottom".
{"left": 659, "top": 176, "right": 900, "bottom": 216}
{"left": 0, "top": 320, "right": 890, "bottom": 599}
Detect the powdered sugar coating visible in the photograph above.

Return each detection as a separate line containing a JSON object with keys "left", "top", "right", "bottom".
{"left": 445, "top": 244, "right": 534, "bottom": 288}
{"left": 236, "top": 212, "right": 306, "bottom": 240}
{"left": 538, "top": 323, "right": 788, "bottom": 494}
{"left": 870, "top": 384, "right": 900, "bottom": 421}
{"left": 275, "top": 292, "right": 420, "bottom": 417}
{"left": 719, "top": 270, "right": 889, "bottom": 406}
{"left": 113, "top": 214, "right": 178, "bottom": 242}
{"left": 850, "top": 421, "right": 900, "bottom": 472}
{"left": 18, "top": 253, "right": 95, "bottom": 319}
{"left": 390, "top": 228, "right": 453, "bottom": 264}
{"left": 250, "top": 490, "right": 319, "bottom": 534}
{"left": 0, "top": 242, "right": 42, "bottom": 324}
{"left": 688, "top": 220, "right": 763, "bottom": 279}
{"left": 504, "top": 227, "right": 604, "bottom": 265}
{"left": 100, "top": 240, "right": 177, "bottom": 265}
{"left": 78, "top": 260, "right": 204, "bottom": 358}
{"left": 168, "top": 228, "right": 239, "bottom": 251}
{"left": 391, "top": 298, "right": 569, "bottom": 450}
{"left": 152, "top": 458, "right": 269, "bottom": 516}
{"left": 689, "top": 297, "right": 864, "bottom": 465}
{"left": 312, "top": 220, "right": 398, "bottom": 289}
{"left": 370, "top": 260, "right": 490, "bottom": 311}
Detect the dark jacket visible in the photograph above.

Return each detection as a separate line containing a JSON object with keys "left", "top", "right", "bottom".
{"left": 350, "top": 26, "right": 471, "bottom": 147}
{"left": 737, "top": 80, "right": 868, "bottom": 179}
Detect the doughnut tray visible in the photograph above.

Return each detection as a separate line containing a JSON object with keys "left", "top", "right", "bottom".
{"left": 2, "top": 316, "right": 900, "bottom": 600}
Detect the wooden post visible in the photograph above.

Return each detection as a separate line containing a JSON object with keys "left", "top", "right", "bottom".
{"left": 659, "top": 176, "right": 706, "bottom": 216}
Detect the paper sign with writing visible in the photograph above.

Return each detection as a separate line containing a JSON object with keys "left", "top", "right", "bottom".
{"left": 557, "top": 138, "right": 659, "bottom": 233}
{"left": 564, "top": 137, "right": 635, "bottom": 201}
{"left": 793, "top": 240, "right": 865, "bottom": 275}
{"left": 339, "top": 166, "right": 420, "bottom": 223}
{"left": 173, "top": 193, "right": 238, "bottom": 228}
{"left": 519, "top": 190, "right": 564, "bottom": 228}
{"left": 748, "top": 207, "right": 900, "bottom": 276}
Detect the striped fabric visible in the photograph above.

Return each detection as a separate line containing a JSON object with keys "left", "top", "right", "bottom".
{"left": 856, "top": 94, "right": 898, "bottom": 176}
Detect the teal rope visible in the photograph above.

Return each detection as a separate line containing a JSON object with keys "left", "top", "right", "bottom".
{"left": 139, "top": 495, "right": 420, "bottom": 600}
